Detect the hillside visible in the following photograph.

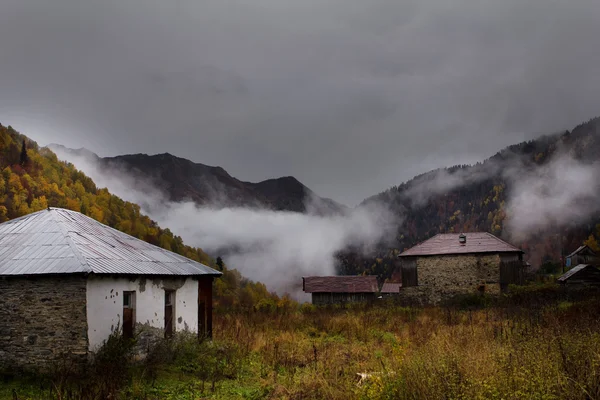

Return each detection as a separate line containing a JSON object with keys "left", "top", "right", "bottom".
{"left": 0, "top": 124, "right": 285, "bottom": 309}
{"left": 49, "top": 145, "right": 346, "bottom": 215}
{"left": 339, "top": 117, "right": 600, "bottom": 280}
{"left": 48, "top": 118, "right": 600, "bottom": 285}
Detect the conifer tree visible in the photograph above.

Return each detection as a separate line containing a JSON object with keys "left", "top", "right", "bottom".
{"left": 20, "top": 139, "right": 29, "bottom": 166}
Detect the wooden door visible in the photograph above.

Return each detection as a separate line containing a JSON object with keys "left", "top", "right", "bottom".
{"left": 123, "top": 308, "right": 134, "bottom": 339}
{"left": 198, "top": 300, "right": 206, "bottom": 338}
{"left": 198, "top": 277, "right": 213, "bottom": 339}
{"left": 164, "top": 290, "right": 174, "bottom": 338}
{"left": 123, "top": 291, "right": 135, "bottom": 339}
{"left": 500, "top": 261, "right": 524, "bottom": 291}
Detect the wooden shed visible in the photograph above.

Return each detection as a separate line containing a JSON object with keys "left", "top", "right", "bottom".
{"left": 302, "top": 276, "right": 378, "bottom": 305}
{"left": 557, "top": 264, "right": 600, "bottom": 287}
{"left": 565, "top": 246, "right": 599, "bottom": 268}
{"left": 380, "top": 282, "right": 401, "bottom": 297}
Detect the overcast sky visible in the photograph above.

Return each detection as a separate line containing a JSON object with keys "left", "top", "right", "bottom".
{"left": 1, "top": 0, "right": 599, "bottom": 206}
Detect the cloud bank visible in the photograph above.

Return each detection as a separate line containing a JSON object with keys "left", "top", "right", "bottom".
{"left": 51, "top": 146, "right": 396, "bottom": 299}
{"left": 504, "top": 155, "right": 600, "bottom": 241}
{"left": 393, "top": 134, "right": 600, "bottom": 242}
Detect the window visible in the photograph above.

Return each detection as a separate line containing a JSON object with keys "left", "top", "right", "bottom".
{"left": 123, "top": 291, "right": 136, "bottom": 339}
{"left": 123, "top": 291, "right": 134, "bottom": 308}
{"left": 165, "top": 290, "right": 174, "bottom": 307}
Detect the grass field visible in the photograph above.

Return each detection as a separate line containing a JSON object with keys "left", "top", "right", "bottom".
{"left": 2, "top": 284, "right": 600, "bottom": 399}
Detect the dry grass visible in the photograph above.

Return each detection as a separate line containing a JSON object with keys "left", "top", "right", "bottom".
{"left": 211, "top": 290, "right": 600, "bottom": 400}
{"left": 4, "top": 285, "right": 600, "bottom": 399}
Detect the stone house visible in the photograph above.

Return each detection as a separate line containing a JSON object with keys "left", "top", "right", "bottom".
{"left": 302, "top": 276, "right": 378, "bottom": 305}
{"left": 397, "top": 232, "right": 524, "bottom": 304}
{"left": 0, "top": 208, "right": 222, "bottom": 371}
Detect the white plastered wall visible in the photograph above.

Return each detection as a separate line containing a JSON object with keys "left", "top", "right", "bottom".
{"left": 86, "top": 275, "right": 198, "bottom": 351}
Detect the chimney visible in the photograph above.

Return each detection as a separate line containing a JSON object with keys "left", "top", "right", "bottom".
{"left": 459, "top": 233, "right": 466, "bottom": 245}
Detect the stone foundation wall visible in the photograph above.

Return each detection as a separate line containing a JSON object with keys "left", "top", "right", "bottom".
{"left": 0, "top": 275, "right": 89, "bottom": 372}
{"left": 399, "top": 254, "right": 502, "bottom": 305}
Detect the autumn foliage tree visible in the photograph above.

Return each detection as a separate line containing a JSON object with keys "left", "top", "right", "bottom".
{"left": 0, "top": 123, "right": 286, "bottom": 309}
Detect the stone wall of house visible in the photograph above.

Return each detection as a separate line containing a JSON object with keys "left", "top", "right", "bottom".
{"left": 0, "top": 275, "right": 89, "bottom": 372}
{"left": 398, "top": 254, "right": 502, "bottom": 305}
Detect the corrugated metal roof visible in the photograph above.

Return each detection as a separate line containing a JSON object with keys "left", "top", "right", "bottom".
{"left": 398, "top": 232, "right": 523, "bottom": 257}
{"left": 0, "top": 208, "right": 222, "bottom": 277}
{"left": 557, "top": 264, "right": 596, "bottom": 282}
{"left": 380, "top": 282, "right": 401, "bottom": 293}
{"left": 302, "top": 276, "right": 378, "bottom": 293}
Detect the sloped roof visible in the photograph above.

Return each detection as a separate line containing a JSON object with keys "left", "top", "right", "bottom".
{"left": 557, "top": 264, "right": 600, "bottom": 282}
{"left": 566, "top": 245, "right": 597, "bottom": 258}
{"left": 380, "top": 282, "right": 401, "bottom": 293}
{"left": 0, "top": 208, "right": 222, "bottom": 277}
{"left": 398, "top": 232, "right": 523, "bottom": 257}
{"left": 302, "top": 276, "right": 378, "bottom": 293}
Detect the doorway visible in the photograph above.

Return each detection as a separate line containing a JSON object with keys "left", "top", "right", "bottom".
{"left": 123, "top": 291, "right": 136, "bottom": 339}
{"left": 164, "top": 289, "right": 175, "bottom": 338}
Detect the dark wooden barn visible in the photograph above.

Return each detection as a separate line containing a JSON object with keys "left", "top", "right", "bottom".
{"left": 565, "top": 246, "right": 599, "bottom": 268}
{"left": 557, "top": 264, "right": 600, "bottom": 287}
{"left": 302, "top": 276, "right": 378, "bottom": 305}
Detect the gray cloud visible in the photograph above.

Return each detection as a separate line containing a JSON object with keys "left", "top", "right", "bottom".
{"left": 505, "top": 155, "right": 600, "bottom": 241}
{"left": 2, "top": 0, "right": 600, "bottom": 205}
{"left": 385, "top": 133, "right": 600, "bottom": 243}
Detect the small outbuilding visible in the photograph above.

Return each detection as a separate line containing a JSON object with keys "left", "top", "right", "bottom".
{"left": 380, "top": 282, "right": 401, "bottom": 297}
{"left": 302, "top": 276, "right": 378, "bottom": 305}
{"left": 397, "top": 232, "right": 525, "bottom": 304}
{"left": 0, "top": 208, "right": 222, "bottom": 371}
{"left": 565, "top": 245, "right": 599, "bottom": 268}
{"left": 557, "top": 264, "right": 600, "bottom": 287}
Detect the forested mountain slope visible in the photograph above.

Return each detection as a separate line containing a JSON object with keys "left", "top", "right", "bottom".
{"left": 38, "top": 116, "right": 600, "bottom": 285}
{"left": 49, "top": 145, "right": 346, "bottom": 215}
{"left": 0, "top": 124, "right": 286, "bottom": 309}
{"left": 340, "top": 117, "right": 600, "bottom": 280}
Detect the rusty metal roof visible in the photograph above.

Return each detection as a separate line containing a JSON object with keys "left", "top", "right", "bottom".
{"left": 380, "top": 282, "right": 401, "bottom": 293}
{"left": 302, "top": 276, "right": 378, "bottom": 293}
{"left": 0, "top": 208, "right": 222, "bottom": 277}
{"left": 398, "top": 232, "right": 523, "bottom": 257}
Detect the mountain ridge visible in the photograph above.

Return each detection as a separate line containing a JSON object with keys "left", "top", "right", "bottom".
{"left": 48, "top": 144, "right": 347, "bottom": 215}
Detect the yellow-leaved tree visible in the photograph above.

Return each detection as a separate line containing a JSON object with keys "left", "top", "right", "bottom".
{"left": 0, "top": 123, "right": 288, "bottom": 310}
